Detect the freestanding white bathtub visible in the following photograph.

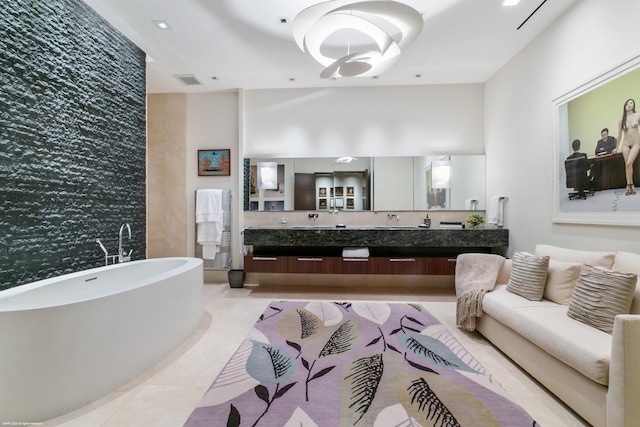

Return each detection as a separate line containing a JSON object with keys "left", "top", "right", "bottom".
{"left": 0, "top": 257, "right": 203, "bottom": 422}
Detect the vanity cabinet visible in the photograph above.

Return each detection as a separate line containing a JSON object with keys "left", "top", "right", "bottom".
{"left": 426, "top": 257, "right": 457, "bottom": 275}
{"left": 288, "top": 256, "right": 331, "bottom": 274}
{"left": 243, "top": 255, "right": 288, "bottom": 273}
{"left": 243, "top": 227, "right": 508, "bottom": 277}
{"left": 333, "top": 257, "right": 378, "bottom": 274}
{"left": 378, "top": 257, "right": 425, "bottom": 275}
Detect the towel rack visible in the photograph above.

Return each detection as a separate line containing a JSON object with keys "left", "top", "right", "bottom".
{"left": 195, "top": 190, "right": 231, "bottom": 270}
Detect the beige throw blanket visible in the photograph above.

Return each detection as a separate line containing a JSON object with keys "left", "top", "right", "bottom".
{"left": 455, "top": 253, "right": 506, "bottom": 331}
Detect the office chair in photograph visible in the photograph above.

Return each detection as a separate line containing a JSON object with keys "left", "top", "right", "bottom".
{"left": 565, "top": 156, "right": 594, "bottom": 200}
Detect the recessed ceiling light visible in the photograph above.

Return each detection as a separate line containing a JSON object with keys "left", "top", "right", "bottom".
{"left": 503, "top": 0, "right": 520, "bottom": 5}
{"left": 152, "top": 20, "right": 172, "bottom": 30}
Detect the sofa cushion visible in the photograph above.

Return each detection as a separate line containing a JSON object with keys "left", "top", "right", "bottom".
{"left": 483, "top": 285, "right": 612, "bottom": 386}
{"left": 506, "top": 251, "right": 549, "bottom": 301}
{"left": 567, "top": 265, "right": 637, "bottom": 334}
{"left": 613, "top": 252, "right": 640, "bottom": 314}
{"left": 495, "top": 259, "right": 512, "bottom": 285}
{"left": 544, "top": 260, "right": 582, "bottom": 305}
{"left": 534, "top": 244, "right": 615, "bottom": 269}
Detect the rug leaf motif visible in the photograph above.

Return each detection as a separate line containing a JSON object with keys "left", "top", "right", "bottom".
{"left": 226, "top": 403, "right": 241, "bottom": 427}
{"left": 344, "top": 353, "right": 385, "bottom": 424}
{"left": 404, "top": 375, "right": 499, "bottom": 427}
{"left": 319, "top": 319, "right": 357, "bottom": 358}
{"left": 197, "top": 328, "right": 266, "bottom": 407}
{"left": 283, "top": 407, "right": 319, "bottom": 427}
{"left": 278, "top": 308, "right": 326, "bottom": 342}
{"left": 422, "top": 325, "right": 488, "bottom": 375}
{"left": 305, "top": 301, "right": 344, "bottom": 326}
{"left": 352, "top": 302, "right": 391, "bottom": 325}
{"left": 373, "top": 403, "right": 422, "bottom": 427}
{"left": 247, "top": 341, "right": 296, "bottom": 384}
{"left": 399, "top": 334, "right": 480, "bottom": 374}
{"left": 407, "top": 378, "right": 460, "bottom": 427}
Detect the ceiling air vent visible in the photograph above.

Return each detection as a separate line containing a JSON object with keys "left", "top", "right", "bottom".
{"left": 174, "top": 74, "right": 203, "bottom": 86}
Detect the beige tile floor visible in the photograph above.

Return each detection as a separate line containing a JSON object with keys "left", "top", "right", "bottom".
{"left": 46, "top": 282, "right": 590, "bottom": 426}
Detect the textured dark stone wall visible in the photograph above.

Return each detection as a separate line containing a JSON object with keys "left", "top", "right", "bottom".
{"left": 0, "top": 0, "right": 146, "bottom": 289}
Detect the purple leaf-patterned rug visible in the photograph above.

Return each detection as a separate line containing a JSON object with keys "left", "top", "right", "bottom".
{"left": 184, "top": 301, "right": 539, "bottom": 427}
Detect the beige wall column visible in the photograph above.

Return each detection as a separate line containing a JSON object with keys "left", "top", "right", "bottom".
{"left": 147, "top": 93, "right": 188, "bottom": 258}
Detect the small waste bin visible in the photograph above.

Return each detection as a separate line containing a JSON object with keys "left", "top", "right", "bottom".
{"left": 228, "top": 269, "right": 245, "bottom": 288}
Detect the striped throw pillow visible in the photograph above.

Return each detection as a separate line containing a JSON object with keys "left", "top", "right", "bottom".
{"left": 567, "top": 265, "right": 637, "bottom": 334}
{"left": 506, "top": 251, "right": 550, "bottom": 301}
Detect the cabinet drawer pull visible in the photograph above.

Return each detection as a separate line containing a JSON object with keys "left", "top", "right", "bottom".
{"left": 298, "top": 257, "right": 323, "bottom": 262}
{"left": 253, "top": 257, "right": 278, "bottom": 261}
{"left": 389, "top": 258, "right": 416, "bottom": 262}
{"left": 447, "top": 258, "right": 457, "bottom": 262}
{"left": 343, "top": 258, "right": 369, "bottom": 262}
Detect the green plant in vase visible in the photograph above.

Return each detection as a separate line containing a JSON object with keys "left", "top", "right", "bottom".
{"left": 466, "top": 214, "right": 484, "bottom": 228}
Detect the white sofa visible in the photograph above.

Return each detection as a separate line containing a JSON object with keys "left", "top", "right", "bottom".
{"left": 475, "top": 245, "right": 640, "bottom": 427}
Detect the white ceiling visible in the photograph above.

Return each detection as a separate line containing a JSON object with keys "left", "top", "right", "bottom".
{"left": 81, "top": 0, "right": 577, "bottom": 94}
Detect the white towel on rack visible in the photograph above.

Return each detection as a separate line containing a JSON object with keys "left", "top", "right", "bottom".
{"left": 196, "top": 189, "right": 223, "bottom": 223}
{"left": 196, "top": 189, "right": 223, "bottom": 259}
{"left": 487, "top": 195, "right": 505, "bottom": 226}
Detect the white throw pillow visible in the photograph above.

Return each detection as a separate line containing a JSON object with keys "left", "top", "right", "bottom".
{"left": 507, "top": 251, "right": 550, "bottom": 301}
{"left": 544, "top": 260, "right": 583, "bottom": 305}
{"left": 567, "top": 265, "right": 637, "bottom": 334}
{"left": 534, "top": 244, "right": 615, "bottom": 269}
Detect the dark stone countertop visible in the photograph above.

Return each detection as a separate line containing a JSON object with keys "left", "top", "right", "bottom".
{"left": 242, "top": 226, "right": 509, "bottom": 249}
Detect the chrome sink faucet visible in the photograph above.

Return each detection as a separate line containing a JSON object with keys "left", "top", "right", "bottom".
{"left": 118, "top": 223, "right": 132, "bottom": 263}
{"left": 387, "top": 213, "right": 399, "bottom": 221}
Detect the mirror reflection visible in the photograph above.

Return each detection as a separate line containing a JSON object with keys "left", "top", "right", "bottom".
{"left": 246, "top": 155, "right": 485, "bottom": 212}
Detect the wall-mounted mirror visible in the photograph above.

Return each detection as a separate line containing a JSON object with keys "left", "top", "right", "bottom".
{"left": 245, "top": 155, "right": 485, "bottom": 212}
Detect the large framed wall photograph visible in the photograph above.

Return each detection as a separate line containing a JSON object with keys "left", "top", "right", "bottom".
{"left": 552, "top": 55, "right": 640, "bottom": 226}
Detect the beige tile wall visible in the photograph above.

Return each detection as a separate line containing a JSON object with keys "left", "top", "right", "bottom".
{"left": 147, "top": 93, "right": 188, "bottom": 258}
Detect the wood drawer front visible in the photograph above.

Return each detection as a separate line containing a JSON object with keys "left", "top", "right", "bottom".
{"left": 333, "top": 257, "right": 377, "bottom": 274}
{"left": 288, "top": 256, "right": 331, "bottom": 274}
{"left": 426, "top": 257, "right": 457, "bottom": 275}
{"left": 244, "top": 255, "right": 288, "bottom": 273}
{"left": 378, "top": 257, "right": 426, "bottom": 275}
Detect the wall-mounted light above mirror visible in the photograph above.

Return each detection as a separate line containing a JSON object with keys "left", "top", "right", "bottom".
{"left": 257, "top": 162, "right": 278, "bottom": 190}
{"left": 431, "top": 160, "right": 452, "bottom": 189}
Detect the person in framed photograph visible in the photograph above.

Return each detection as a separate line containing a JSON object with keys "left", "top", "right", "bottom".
{"left": 617, "top": 98, "right": 640, "bottom": 195}
{"left": 595, "top": 128, "right": 617, "bottom": 155}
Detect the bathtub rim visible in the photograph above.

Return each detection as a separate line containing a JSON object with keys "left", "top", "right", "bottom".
{"left": 0, "top": 257, "right": 203, "bottom": 311}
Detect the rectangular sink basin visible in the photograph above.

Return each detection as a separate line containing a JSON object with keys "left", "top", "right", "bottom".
{"left": 372, "top": 226, "right": 419, "bottom": 229}
{"left": 290, "top": 226, "right": 337, "bottom": 230}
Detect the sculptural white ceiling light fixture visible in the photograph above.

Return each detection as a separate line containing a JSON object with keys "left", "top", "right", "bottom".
{"left": 292, "top": 1, "right": 424, "bottom": 79}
